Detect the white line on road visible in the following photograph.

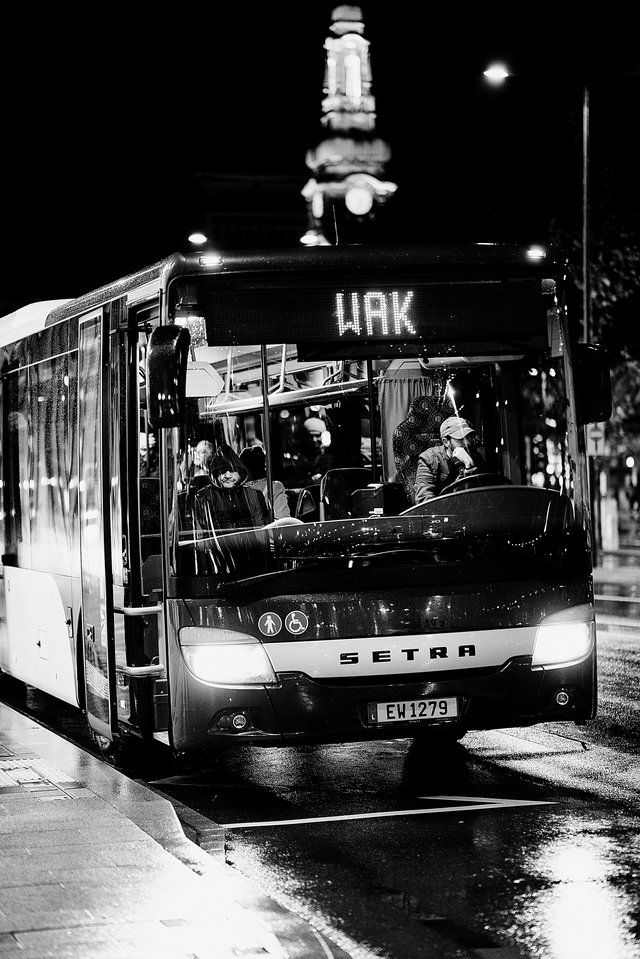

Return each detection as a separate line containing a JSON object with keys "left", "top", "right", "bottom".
{"left": 221, "top": 795, "right": 555, "bottom": 829}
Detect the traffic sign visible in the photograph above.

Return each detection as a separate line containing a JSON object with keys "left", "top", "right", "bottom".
{"left": 587, "top": 422, "right": 609, "bottom": 457}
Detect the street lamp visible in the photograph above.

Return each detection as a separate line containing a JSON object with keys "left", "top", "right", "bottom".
{"left": 581, "top": 85, "right": 590, "bottom": 343}
{"left": 483, "top": 64, "right": 590, "bottom": 342}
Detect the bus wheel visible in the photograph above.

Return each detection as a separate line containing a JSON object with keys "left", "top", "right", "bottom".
{"left": 93, "top": 733, "right": 140, "bottom": 770}
{"left": 414, "top": 723, "right": 467, "bottom": 744}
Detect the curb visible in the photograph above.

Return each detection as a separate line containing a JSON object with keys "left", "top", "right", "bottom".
{"left": 170, "top": 798, "right": 226, "bottom": 860}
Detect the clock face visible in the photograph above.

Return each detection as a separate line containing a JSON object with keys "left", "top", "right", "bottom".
{"left": 345, "top": 187, "right": 373, "bottom": 215}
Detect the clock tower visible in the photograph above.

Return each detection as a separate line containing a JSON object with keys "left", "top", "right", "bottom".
{"left": 301, "top": 5, "right": 397, "bottom": 246}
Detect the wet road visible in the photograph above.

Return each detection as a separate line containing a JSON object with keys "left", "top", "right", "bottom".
{"left": 149, "top": 728, "right": 640, "bottom": 959}
{"left": 2, "top": 599, "right": 640, "bottom": 958}
{"left": 145, "top": 621, "right": 640, "bottom": 959}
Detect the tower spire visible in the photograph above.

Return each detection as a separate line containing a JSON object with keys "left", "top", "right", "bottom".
{"left": 301, "top": 5, "right": 397, "bottom": 246}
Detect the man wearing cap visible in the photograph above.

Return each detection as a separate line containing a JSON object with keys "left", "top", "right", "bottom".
{"left": 414, "top": 416, "right": 485, "bottom": 503}
{"left": 283, "top": 416, "right": 333, "bottom": 486}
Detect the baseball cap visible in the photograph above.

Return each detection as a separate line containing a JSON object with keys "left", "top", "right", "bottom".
{"left": 303, "top": 417, "right": 325, "bottom": 434}
{"left": 440, "top": 416, "right": 475, "bottom": 440}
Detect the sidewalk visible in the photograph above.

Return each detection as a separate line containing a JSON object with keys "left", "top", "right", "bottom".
{"left": 594, "top": 551, "right": 640, "bottom": 586}
{"left": 593, "top": 549, "right": 640, "bottom": 632}
{"left": 0, "top": 701, "right": 356, "bottom": 959}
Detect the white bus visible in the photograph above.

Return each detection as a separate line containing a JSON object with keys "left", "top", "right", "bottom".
{"left": 0, "top": 244, "right": 611, "bottom": 765}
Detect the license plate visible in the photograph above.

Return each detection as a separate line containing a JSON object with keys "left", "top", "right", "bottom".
{"left": 367, "top": 697, "right": 458, "bottom": 725}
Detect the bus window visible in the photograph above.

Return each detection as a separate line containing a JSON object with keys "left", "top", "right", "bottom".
{"left": 169, "top": 337, "right": 579, "bottom": 587}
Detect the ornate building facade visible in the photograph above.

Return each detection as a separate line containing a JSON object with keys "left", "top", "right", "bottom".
{"left": 301, "top": 5, "right": 397, "bottom": 246}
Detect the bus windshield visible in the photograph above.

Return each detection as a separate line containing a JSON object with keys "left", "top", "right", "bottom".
{"left": 167, "top": 327, "right": 581, "bottom": 591}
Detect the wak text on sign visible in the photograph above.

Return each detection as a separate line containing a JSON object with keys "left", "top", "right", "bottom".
{"left": 336, "top": 291, "right": 417, "bottom": 337}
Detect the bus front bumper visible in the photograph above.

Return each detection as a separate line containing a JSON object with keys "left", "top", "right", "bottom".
{"left": 171, "top": 654, "right": 596, "bottom": 754}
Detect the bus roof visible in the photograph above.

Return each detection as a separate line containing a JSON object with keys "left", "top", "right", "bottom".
{"left": 0, "top": 243, "right": 562, "bottom": 351}
{"left": 0, "top": 299, "right": 72, "bottom": 349}
{"left": 164, "top": 243, "right": 562, "bottom": 281}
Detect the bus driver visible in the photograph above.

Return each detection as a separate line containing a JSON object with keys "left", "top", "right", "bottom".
{"left": 414, "top": 416, "right": 485, "bottom": 503}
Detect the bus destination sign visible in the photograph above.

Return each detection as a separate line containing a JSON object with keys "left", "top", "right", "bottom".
{"left": 336, "top": 291, "right": 417, "bottom": 338}
{"left": 173, "top": 278, "right": 547, "bottom": 347}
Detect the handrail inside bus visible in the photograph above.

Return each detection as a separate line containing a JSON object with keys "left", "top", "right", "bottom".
{"left": 113, "top": 604, "right": 163, "bottom": 617}
{"left": 206, "top": 376, "right": 377, "bottom": 416}
{"left": 268, "top": 344, "right": 288, "bottom": 395}
{"left": 116, "top": 664, "right": 165, "bottom": 678}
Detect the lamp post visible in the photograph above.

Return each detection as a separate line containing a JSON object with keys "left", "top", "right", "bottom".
{"left": 485, "top": 64, "right": 601, "bottom": 558}
{"left": 483, "top": 64, "right": 590, "bottom": 342}
{"left": 582, "top": 85, "right": 590, "bottom": 343}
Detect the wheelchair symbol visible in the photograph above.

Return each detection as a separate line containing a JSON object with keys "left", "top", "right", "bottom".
{"left": 285, "top": 611, "right": 308, "bottom": 635}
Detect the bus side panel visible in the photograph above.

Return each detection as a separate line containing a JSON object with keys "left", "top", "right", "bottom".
{"left": 1, "top": 567, "right": 80, "bottom": 706}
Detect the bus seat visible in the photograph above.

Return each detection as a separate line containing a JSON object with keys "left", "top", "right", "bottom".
{"left": 392, "top": 394, "right": 453, "bottom": 504}
{"left": 141, "top": 553, "right": 163, "bottom": 596}
{"left": 286, "top": 486, "right": 320, "bottom": 521}
{"left": 351, "top": 482, "right": 410, "bottom": 517}
{"left": 320, "top": 468, "right": 372, "bottom": 520}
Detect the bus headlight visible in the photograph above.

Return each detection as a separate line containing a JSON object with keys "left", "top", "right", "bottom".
{"left": 179, "top": 627, "right": 277, "bottom": 686}
{"left": 532, "top": 605, "right": 595, "bottom": 667}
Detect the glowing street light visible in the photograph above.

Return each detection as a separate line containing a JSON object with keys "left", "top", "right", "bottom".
{"left": 483, "top": 63, "right": 510, "bottom": 84}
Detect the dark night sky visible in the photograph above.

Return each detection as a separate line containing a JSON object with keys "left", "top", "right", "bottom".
{"left": 1, "top": 3, "right": 639, "bottom": 314}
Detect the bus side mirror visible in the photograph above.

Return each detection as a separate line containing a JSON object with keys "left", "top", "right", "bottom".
{"left": 147, "top": 325, "right": 191, "bottom": 428}
{"left": 574, "top": 342, "right": 612, "bottom": 425}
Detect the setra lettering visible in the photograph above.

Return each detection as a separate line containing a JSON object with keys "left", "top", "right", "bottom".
{"left": 340, "top": 652, "right": 359, "bottom": 665}
{"left": 339, "top": 645, "right": 477, "bottom": 666}
{"left": 372, "top": 650, "right": 391, "bottom": 662}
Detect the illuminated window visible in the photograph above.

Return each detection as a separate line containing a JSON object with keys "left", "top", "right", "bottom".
{"left": 327, "top": 56, "right": 337, "bottom": 96}
{"left": 345, "top": 53, "right": 361, "bottom": 99}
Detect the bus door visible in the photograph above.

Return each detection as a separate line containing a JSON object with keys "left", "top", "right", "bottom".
{"left": 107, "top": 305, "right": 167, "bottom": 746}
{"left": 78, "top": 309, "right": 117, "bottom": 743}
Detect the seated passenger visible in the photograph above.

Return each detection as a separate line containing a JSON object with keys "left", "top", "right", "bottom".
{"left": 192, "top": 443, "right": 269, "bottom": 532}
{"left": 240, "top": 445, "right": 291, "bottom": 519}
{"left": 188, "top": 440, "right": 215, "bottom": 499}
{"left": 414, "top": 416, "right": 486, "bottom": 503}
{"left": 283, "top": 416, "right": 333, "bottom": 487}
{"left": 139, "top": 430, "right": 158, "bottom": 477}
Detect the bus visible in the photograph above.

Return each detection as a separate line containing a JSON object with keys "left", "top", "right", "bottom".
{"left": 0, "top": 244, "right": 611, "bottom": 765}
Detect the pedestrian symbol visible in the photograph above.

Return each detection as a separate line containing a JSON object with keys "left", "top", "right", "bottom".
{"left": 258, "top": 612, "right": 282, "bottom": 636}
{"left": 285, "top": 611, "right": 308, "bottom": 635}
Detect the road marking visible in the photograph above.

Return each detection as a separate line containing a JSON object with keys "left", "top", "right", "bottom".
{"left": 221, "top": 795, "right": 555, "bottom": 829}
